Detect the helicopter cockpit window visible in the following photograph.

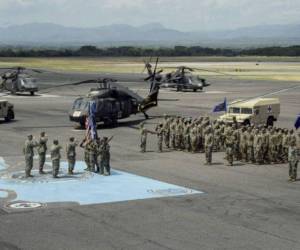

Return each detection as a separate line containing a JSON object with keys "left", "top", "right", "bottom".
{"left": 73, "top": 99, "right": 82, "bottom": 109}
{"left": 22, "top": 78, "right": 37, "bottom": 86}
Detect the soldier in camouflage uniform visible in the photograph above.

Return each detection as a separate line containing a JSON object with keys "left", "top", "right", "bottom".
{"left": 50, "top": 139, "right": 62, "bottom": 178}
{"left": 89, "top": 140, "right": 99, "bottom": 172}
{"left": 23, "top": 134, "right": 38, "bottom": 178}
{"left": 140, "top": 122, "right": 147, "bottom": 153}
{"left": 282, "top": 129, "right": 289, "bottom": 163}
{"left": 183, "top": 120, "right": 191, "bottom": 151}
{"left": 169, "top": 118, "right": 176, "bottom": 149}
{"left": 162, "top": 115, "right": 170, "bottom": 148}
{"left": 246, "top": 127, "right": 254, "bottom": 163}
{"left": 155, "top": 123, "right": 164, "bottom": 152}
{"left": 204, "top": 127, "right": 214, "bottom": 165}
{"left": 175, "top": 117, "right": 183, "bottom": 150}
{"left": 80, "top": 138, "right": 91, "bottom": 171}
{"left": 288, "top": 140, "right": 299, "bottom": 182}
{"left": 232, "top": 124, "right": 240, "bottom": 160}
{"left": 239, "top": 127, "right": 247, "bottom": 162}
{"left": 66, "top": 137, "right": 78, "bottom": 174}
{"left": 253, "top": 129, "right": 263, "bottom": 164}
{"left": 225, "top": 130, "right": 235, "bottom": 166}
{"left": 190, "top": 125, "right": 198, "bottom": 153}
{"left": 37, "top": 131, "right": 48, "bottom": 174}
{"left": 213, "top": 124, "right": 221, "bottom": 152}
{"left": 99, "top": 137, "right": 111, "bottom": 175}
{"left": 269, "top": 129, "right": 278, "bottom": 164}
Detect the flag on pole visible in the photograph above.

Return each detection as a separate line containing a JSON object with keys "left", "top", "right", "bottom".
{"left": 295, "top": 114, "right": 300, "bottom": 130}
{"left": 212, "top": 98, "right": 227, "bottom": 113}
{"left": 86, "top": 101, "right": 98, "bottom": 140}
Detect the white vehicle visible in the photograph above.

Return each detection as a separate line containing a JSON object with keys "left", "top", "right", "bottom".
{"left": 218, "top": 98, "right": 280, "bottom": 126}
{"left": 0, "top": 100, "right": 15, "bottom": 122}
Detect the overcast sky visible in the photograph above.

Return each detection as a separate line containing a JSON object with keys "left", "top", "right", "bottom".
{"left": 0, "top": 0, "right": 299, "bottom": 31}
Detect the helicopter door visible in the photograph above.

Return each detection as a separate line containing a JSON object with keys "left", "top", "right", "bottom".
{"left": 0, "top": 102, "right": 3, "bottom": 117}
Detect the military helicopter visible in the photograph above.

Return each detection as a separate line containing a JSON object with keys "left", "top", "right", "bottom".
{"left": 67, "top": 58, "right": 161, "bottom": 127}
{"left": 0, "top": 67, "right": 40, "bottom": 95}
{"left": 144, "top": 61, "right": 228, "bottom": 92}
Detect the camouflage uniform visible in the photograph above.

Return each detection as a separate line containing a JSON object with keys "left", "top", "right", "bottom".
{"left": 175, "top": 118, "right": 183, "bottom": 150}
{"left": 83, "top": 140, "right": 91, "bottom": 170}
{"left": 140, "top": 123, "right": 148, "bottom": 153}
{"left": 50, "top": 140, "right": 62, "bottom": 178}
{"left": 261, "top": 129, "right": 269, "bottom": 164}
{"left": 88, "top": 140, "right": 99, "bottom": 172}
{"left": 183, "top": 122, "right": 191, "bottom": 151}
{"left": 269, "top": 130, "right": 278, "bottom": 164}
{"left": 253, "top": 129, "right": 263, "bottom": 164}
{"left": 156, "top": 123, "right": 164, "bottom": 152}
{"left": 190, "top": 126, "right": 198, "bottom": 153}
{"left": 99, "top": 137, "right": 111, "bottom": 175}
{"left": 246, "top": 128, "right": 254, "bottom": 163}
{"left": 239, "top": 128, "right": 248, "bottom": 162}
{"left": 232, "top": 127, "right": 240, "bottom": 160}
{"left": 288, "top": 142, "right": 299, "bottom": 181}
{"left": 213, "top": 125, "right": 221, "bottom": 152}
{"left": 162, "top": 116, "right": 170, "bottom": 148}
{"left": 23, "top": 135, "right": 38, "bottom": 177}
{"left": 225, "top": 131, "right": 235, "bottom": 166}
{"left": 37, "top": 132, "right": 48, "bottom": 174}
{"left": 66, "top": 137, "right": 77, "bottom": 174}
{"left": 204, "top": 127, "right": 214, "bottom": 165}
{"left": 169, "top": 120, "right": 176, "bottom": 149}
{"left": 282, "top": 129, "right": 289, "bottom": 163}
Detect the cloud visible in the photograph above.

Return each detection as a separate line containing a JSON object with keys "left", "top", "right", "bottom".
{"left": 0, "top": 0, "right": 299, "bottom": 30}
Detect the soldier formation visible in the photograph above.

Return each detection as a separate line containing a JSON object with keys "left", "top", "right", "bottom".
{"left": 140, "top": 114, "right": 300, "bottom": 182}
{"left": 23, "top": 132, "right": 112, "bottom": 178}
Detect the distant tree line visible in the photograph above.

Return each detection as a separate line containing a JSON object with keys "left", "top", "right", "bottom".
{"left": 0, "top": 45, "right": 300, "bottom": 57}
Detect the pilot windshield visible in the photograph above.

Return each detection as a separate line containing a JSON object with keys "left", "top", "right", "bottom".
{"left": 73, "top": 99, "right": 89, "bottom": 111}
{"left": 22, "top": 78, "right": 37, "bottom": 87}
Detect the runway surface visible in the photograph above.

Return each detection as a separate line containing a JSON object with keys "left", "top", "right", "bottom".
{"left": 0, "top": 70, "right": 299, "bottom": 250}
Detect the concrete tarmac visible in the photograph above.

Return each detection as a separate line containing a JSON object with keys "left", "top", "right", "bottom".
{"left": 0, "top": 71, "right": 299, "bottom": 250}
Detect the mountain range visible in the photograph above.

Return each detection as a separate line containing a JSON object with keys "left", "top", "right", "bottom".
{"left": 0, "top": 22, "right": 300, "bottom": 48}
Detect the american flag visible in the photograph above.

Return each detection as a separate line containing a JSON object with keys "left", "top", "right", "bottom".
{"left": 85, "top": 101, "right": 98, "bottom": 140}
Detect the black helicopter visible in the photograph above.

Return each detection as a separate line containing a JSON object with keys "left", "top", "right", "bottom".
{"left": 144, "top": 61, "right": 227, "bottom": 92}
{"left": 68, "top": 59, "right": 161, "bottom": 127}
{"left": 0, "top": 67, "right": 40, "bottom": 95}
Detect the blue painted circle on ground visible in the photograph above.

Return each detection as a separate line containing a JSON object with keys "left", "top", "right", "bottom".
{"left": 0, "top": 191, "right": 8, "bottom": 198}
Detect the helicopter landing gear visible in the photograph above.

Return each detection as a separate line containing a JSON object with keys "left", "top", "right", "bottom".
{"left": 30, "top": 91, "right": 35, "bottom": 96}
{"left": 103, "top": 118, "right": 118, "bottom": 127}
{"left": 142, "top": 112, "right": 149, "bottom": 119}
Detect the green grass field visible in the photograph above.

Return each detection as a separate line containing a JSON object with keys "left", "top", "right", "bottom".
{"left": 1, "top": 56, "right": 300, "bottom": 82}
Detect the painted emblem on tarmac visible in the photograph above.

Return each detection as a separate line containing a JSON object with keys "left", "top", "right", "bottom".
{"left": 7, "top": 202, "right": 44, "bottom": 209}
{"left": 0, "top": 160, "right": 203, "bottom": 207}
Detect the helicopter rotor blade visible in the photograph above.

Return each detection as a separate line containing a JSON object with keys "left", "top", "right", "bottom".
{"left": 191, "top": 67, "right": 233, "bottom": 76}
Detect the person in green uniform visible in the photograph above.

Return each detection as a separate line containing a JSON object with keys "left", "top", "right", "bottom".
{"left": 288, "top": 140, "right": 299, "bottom": 182}
{"left": 23, "top": 134, "right": 38, "bottom": 178}
{"left": 37, "top": 131, "right": 48, "bottom": 174}
{"left": 50, "top": 139, "right": 62, "bottom": 178}
{"left": 66, "top": 137, "right": 78, "bottom": 174}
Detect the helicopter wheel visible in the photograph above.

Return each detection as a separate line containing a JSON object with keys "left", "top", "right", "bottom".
{"left": 30, "top": 91, "right": 35, "bottom": 96}
{"left": 193, "top": 89, "right": 197, "bottom": 92}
